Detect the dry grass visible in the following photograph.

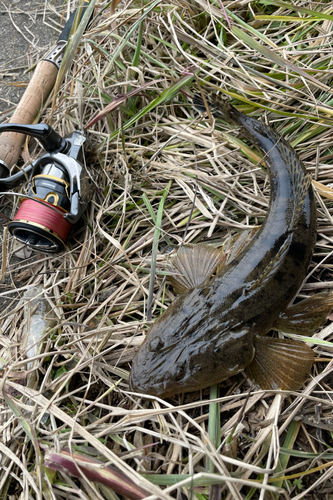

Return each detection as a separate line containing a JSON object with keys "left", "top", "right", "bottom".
{"left": 1, "top": 0, "right": 333, "bottom": 498}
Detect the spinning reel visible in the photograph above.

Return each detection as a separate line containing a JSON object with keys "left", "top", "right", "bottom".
{"left": 0, "top": 123, "right": 94, "bottom": 253}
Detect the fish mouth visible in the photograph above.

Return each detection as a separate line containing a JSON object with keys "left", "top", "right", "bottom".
{"left": 129, "top": 366, "right": 172, "bottom": 398}
{"left": 129, "top": 346, "right": 173, "bottom": 397}
{"left": 128, "top": 371, "right": 145, "bottom": 395}
{"left": 129, "top": 365, "right": 153, "bottom": 395}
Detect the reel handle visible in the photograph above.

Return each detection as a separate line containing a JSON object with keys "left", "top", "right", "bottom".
{"left": 0, "top": 123, "right": 68, "bottom": 155}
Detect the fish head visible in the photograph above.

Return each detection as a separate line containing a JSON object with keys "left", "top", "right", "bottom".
{"left": 129, "top": 290, "right": 255, "bottom": 398}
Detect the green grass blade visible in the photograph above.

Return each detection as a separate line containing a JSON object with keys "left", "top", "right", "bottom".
{"left": 147, "top": 181, "right": 171, "bottom": 320}
{"left": 207, "top": 384, "right": 220, "bottom": 473}
{"left": 3, "top": 388, "right": 34, "bottom": 441}
{"left": 231, "top": 25, "right": 332, "bottom": 92}
{"left": 271, "top": 420, "right": 301, "bottom": 488}
{"left": 53, "top": 0, "right": 98, "bottom": 99}
{"left": 225, "top": 8, "right": 277, "bottom": 48}
{"left": 142, "top": 194, "right": 157, "bottom": 224}
{"left": 259, "top": 0, "right": 333, "bottom": 22}
{"left": 283, "top": 333, "right": 333, "bottom": 347}
{"left": 280, "top": 448, "right": 333, "bottom": 459}
{"left": 132, "top": 18, "right": 144, "bottom": 68}
{"left": 109, "top": 34, "right": 177, "bottom": 74}
{"left": 255, "top": 15, "right": 320, "bottom": 22}
{"left": 101, "top": 0, "right": 162, "bottom": 79}
{"left": 214, "top": 87, "right": 333, "bottom": 123}
{"left": 109, "top": 73, "right": 195, "bottom": 139}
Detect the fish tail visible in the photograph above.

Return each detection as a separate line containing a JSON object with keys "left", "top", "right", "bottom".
{"left": 193, "top": 93, "right": 253, "bottom": 136}
{"left": 193, "top": 92, "right": 313, "bottom": 231}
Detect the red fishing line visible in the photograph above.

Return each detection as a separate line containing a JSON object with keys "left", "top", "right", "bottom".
{"left": 14, "top": 199, "right": 71, "bottom": 243}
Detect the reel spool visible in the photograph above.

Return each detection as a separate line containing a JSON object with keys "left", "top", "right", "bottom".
{"left": 0, "top": 123, "right": 94, "bottom": 253}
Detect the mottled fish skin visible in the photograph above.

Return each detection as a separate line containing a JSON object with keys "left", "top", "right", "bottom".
{"left": 129, "top": 94, "right": 316, "bottom": 398}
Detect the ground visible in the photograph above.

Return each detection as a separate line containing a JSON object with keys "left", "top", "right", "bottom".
{"left": 0, "top": 1, "right": 63, "bottom": 114}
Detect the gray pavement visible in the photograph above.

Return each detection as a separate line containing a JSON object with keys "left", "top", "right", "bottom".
{"left": 0, "top": 0, "right": 64, "bottom": 116}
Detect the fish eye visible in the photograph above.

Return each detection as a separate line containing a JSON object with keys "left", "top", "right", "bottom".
{"left": 173, "top": 363, "right": 186, "bottom": 382}
{"left": 149, "top": 336, "right": 165, "bottom": 352}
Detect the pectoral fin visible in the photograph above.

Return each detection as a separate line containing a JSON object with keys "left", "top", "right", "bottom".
{"left": 168, "top": 244, "right": 223, "bottom": 294}
{"left": 169, "top": 227, "right": 260, "bottom": 294}
{"left": 274, "top": 292, "right": 333, "bottom": 334}
{"left": 245, "top": 336, "right": 314, "bottom": 391}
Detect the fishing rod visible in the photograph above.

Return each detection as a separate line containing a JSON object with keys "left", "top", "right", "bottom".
{"left": 0, "top": 1, "right": 95, "bottom": 253}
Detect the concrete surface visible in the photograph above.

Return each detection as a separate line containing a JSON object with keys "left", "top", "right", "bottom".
{"left": 0, "top": 0, "right": 64, "bottom": 116}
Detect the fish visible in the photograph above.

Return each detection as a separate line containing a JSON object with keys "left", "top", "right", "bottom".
{"left": 129, "top": 93, "right": 333, "bottom": 398}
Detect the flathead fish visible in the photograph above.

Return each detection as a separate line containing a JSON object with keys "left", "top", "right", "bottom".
{"left": 130, "top": 94, "right": 333, "bottom": 398}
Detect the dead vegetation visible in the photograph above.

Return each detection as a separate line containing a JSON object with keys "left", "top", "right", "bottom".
{"left": 1, "top": 0, "right": 333, "bottom": 498}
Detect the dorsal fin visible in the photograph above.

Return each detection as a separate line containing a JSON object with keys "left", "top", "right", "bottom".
{"left": 244, "top": 233, "right": 292, "bottom": 293}
{"left": 276, "top": 140, "right": 312, "bottom": 230}
{"left": 218, "top": 226, "right": 260, "bottom": 272}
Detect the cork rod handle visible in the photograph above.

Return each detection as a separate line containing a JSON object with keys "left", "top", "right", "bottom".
{"left": 0, "top": 60, "right": 58, "bottom": 171}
